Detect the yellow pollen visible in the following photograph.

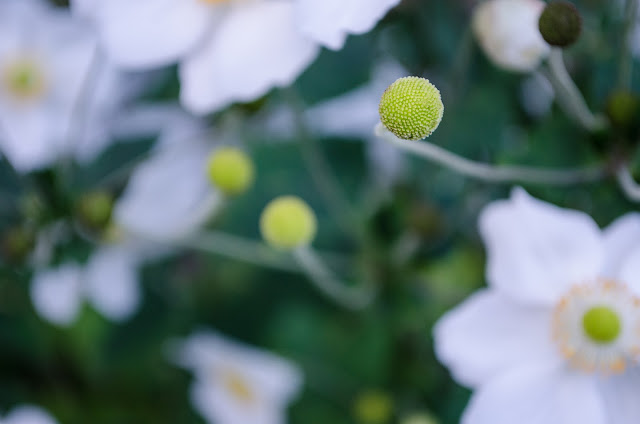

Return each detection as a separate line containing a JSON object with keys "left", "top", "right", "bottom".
{"left": 2, "top": 59, "right": 47, "bottom": 101}
{"left": 221, "top": 371, "right": 254, "bottom": 404}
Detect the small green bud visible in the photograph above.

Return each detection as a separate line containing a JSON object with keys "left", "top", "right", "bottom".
{"left": 260, "top": 196, "right": 316, "bottom": 250}
{"left": 76, "top": 191, "right": 113, "bottom": 231}
{"left": 207, "top": 147, "right": 255, "bottom": 196}
{"left": 1, "top": 227, "right": 35, "bottom": 263}
{"left": 401, "top": 413, "right": 439, "bottom": 424}
{"left": 379, "top": 77, "right": 444, "bottom": 140}
{"left": 538, "top": 1, "right": 582, "bottom": 47}
{"left": 606, "top": 91, "right": 640, "bottom": 129}
{"left": 352, "top": 390, "right": 393, "bottom": 424}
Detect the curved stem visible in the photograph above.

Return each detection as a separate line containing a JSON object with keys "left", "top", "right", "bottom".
{"left": 544, "top": 48, "right": 607, "bottom": 132}
{"left": 619, "top": 0, "right": 639, "bottom": 90}
{"left": 617, "top": 166, "right": 640, "bottom": 201}
{"left": 375, "top": 124, "right": 606, "bottom": 185}
{"left": 293, "top": 246, "right": 376, "bottom": 310}
{"left": 179, "top": 230, "right": 300, "bottom": 273}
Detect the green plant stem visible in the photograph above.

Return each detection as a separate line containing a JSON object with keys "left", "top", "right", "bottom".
{"left": 544, "top": 48, "right": 607, "bottom": 132}
{"left": 617, "top": 166, "right": 640, "bottom": 201}
{"left": 375, "top": 124, "right": 607, "bottom": 185}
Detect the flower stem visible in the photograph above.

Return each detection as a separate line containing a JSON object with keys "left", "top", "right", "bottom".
{"left": 293, "top": 246, "right": 376, "bottom": 310}
{"left": 616, "top": 166, "right": 640, "bottom": 201}
{"left": 619, "top": 0, "right": 639, "bottom": 90}
{"left": 375, "top": 124, "right": 606, "bottom": 185}
{"left": 544, "top": 48, "right": 607, "bottom": 132}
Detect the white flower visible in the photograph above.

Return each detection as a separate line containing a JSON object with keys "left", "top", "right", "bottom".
{"left": 0, "top": 405, "right": 58, "bottom": 424}
{"left": 434, "top": 188, "right": 640, "bottom": 424}
{"left": 30, "top": 245, "right": 143, "bottom": 326}
{"left": 169, "top": 330, "right": 303, "bottom": 424}
{"left": 72, "top": 0, "right": 401, "bottom": 114}
{"left": 113, "top": 107, "right": 223, "bottom": 242}
{"left": 472, "top": 0, "right": 550, "bottom": 72}
{"left": 0, "top": 0, "right": 134, "bottom": 172}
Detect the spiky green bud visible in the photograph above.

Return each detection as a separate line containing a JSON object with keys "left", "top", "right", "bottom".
{"left": 379, "top": 77, "right": 444, "bottom": 140}
{"left": 538, "top": 1, "right": 582, "bottom": 47}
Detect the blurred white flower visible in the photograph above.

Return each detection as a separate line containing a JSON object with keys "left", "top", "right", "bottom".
{"left": 0, "top": 405, "right": 58, "bottom": 424}
{"left": 0, "top": 0, "right": 136, "bottom": 172}
{"left": 434, "top": 188, "right": 640, "bottom": 424}
{"left": 519, "top": 71, "right": 554, "bottom": 119}
{"left": 169, "top": 330, "right": 303, "bottom": 424}
{"left": 30, "top": 245, "right": 143, "bottom": 325}
{"left": 72, "top": 0, "right": 401, "bottom": 114}
{"left": 472, "top": 0, "right": 550, "bottom": 72}
{"left": 114, "top": 107, "right": 223, "bottom": 242}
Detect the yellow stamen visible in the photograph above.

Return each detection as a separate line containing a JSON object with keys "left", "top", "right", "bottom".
{"left": 221, "top": 371, "right": 254, "bottom": 404}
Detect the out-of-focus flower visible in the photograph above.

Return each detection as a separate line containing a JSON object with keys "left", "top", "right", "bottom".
{"left": 0, "top": 0, "right": 136, "bottom": 172}
{"left": 434, "top": 188, "right": 640, "bottom": 424}
{"left": 30, "top": 245, "right": 144, "bottom": 325}
{"left": 0, "top": 405, "right": 58, "bottom": 424}
{"left": 72, "top": 0, "right": 401, "bottom": 114}
{"left": 169, "top": 330, "right": 303, "bottom": 424}
{"left": 113, "top": 107, "right": 224, "bottom": 242}
{"left": 472, "top": 0, "right": 550, "bottom": 72}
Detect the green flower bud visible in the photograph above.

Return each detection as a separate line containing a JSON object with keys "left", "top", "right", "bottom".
{"left": 401, "top": 413, "right": 439, "bottom": 424}
{"left": 260, "top": 196, "right": 317, "bottom": 250}
{"left": 1, "top": 227, "right": 35, "bottom": 263}
{"left": 606, "top": 91, "right": 640, "bottom": 129}
{"left": 379, "top": 77, "right": 444, "bottom": 140}
{"left": 352, "top": 390, "right": 393, "bottom": 424}
{"left": 207, "top": 147, "right": 255, "bottom": 196}
{"left": 76, "top": 191, "right": 114, "bottom": 231}
{"left": 538, "top": 1, "right": 582, "bottom": 47}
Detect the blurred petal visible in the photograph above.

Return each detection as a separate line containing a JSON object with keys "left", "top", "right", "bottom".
{"left": 601, "top": 213, "right": 640, "bottom": 279}
{"left": 479, "top": 188, "right": 603, "bottom": 306}
{"left": 4, "top": 405, "right": 59, "bottom": 424}
{"left": 180, "top": 2, "right": 319, "bottom": 114}
{"left": 433, "top": 289, "right": 557, "bottom": 388}
{"left": 295, "top": 0, "right": 401, "bottom": 50}
{"left": 88, "top": 0, "right": 212, "bottom": 68}
{"left": 114, "top": 139, "right": 220, "bottom": 241}
{"left": 30, "top": 264, "right": 83, "bottom": 326}
{"left": 619, "top": 247, "right": 640, "bottom": 297}
{"left": 0, "top": 107, "right": 56, "bottom": 172}
{"left": 462, "top": 362, "right": 607, "bottom": 424}
{"left": 597, "top": 367, "right": 640, "bottom": 424}
{"left": 84, "top": 247, "right": 141, "bottom": 322}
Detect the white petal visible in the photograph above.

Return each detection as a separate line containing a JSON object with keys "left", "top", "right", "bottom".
{"left": 4, "top": 405, "right": 59, "bottom": 424}
{"left": 173, "top": 330, "right": 303, "bottom": 403}
{"left": 295, "top": 0, "right": 401, "bottom": 50}
{"left": 619, "top": 246, "right": 640, "bottom": 297}
{"left": 84, "top": 247, "right": 141, "bottom": 322}
{"left": 462, "top": 362, "right": 607, "bottom": 424}
{"left": 597, "top": 367, "right": 640, "bottom": 424}
{"left": 600, "top": 213, "right": 640, "bottom": 279}
{"left": 472, "top": 0, "right": 550, "bottom": 72}
{"left": 180, "top": 1, "right": 320, "bottom": 114}
{"left": 433, "top": 289, "right": 556, "bottom": 388}
{"left": 0, "top": 107, "right": 57, "bottom": 172}
{"left": 90, "top": 0, "right": 212, "bottom": 68}
{"left": 190, "top": 379, "right": 283, "bottom": 424}
{"left": 479, "top": 188, "right": 603, "bottom": 306}
{"left": 114, "top": 139, "right": 220, "bottom": 241}
{"left": 30, "top": 264, "right": 83, "bottom": 326}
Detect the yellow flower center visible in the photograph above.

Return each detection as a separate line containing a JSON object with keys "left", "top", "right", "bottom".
{"left": 552, "top": 280, "right": 640, "bottom": 375}
{"left": 221, "top": 371, "right": 255, "bottom": 404}
{"left": 2, "top": 58, "right": 47, "bottom": 102}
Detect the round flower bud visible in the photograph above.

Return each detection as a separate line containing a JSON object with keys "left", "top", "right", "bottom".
{"left": 352, "top": 390, "right": 393, "bottom": 424}
{"left": 207, "top": 147, "right": 255, "bottom": 196}
{"left": 379, "top": 77, "right": 444, "bottom": 140}
{"left": 260, "top": 196, "right": 317, "bottom": 250}
{"left": 401, "top": 413, "right": 439, "bottom": 424}
{"left": 606, "top": 91, "right": 639, "bottom": 130}
{"left": 538, "top": 1, "right": 582, "bottom": 47}
{"left": 76, "top": 191, "right": 113, "bottom": 231}
{"left": 1, "top": 227, "right": 34, "bottom": 263}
